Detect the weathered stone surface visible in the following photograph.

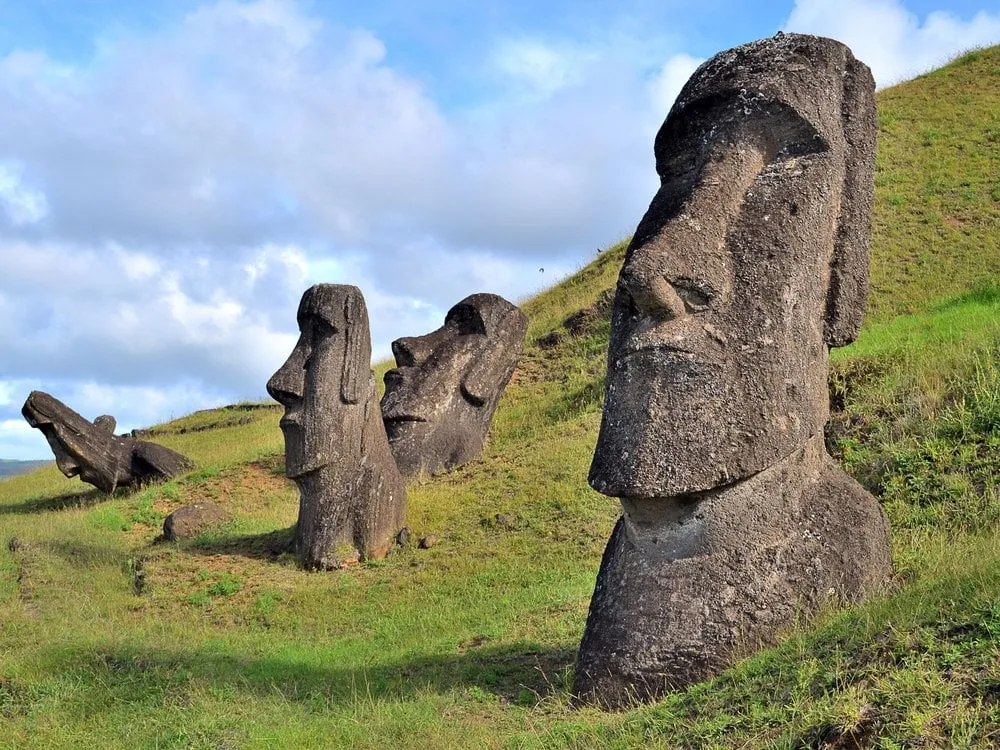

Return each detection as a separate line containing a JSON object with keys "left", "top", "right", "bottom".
{"left": 267, "top": 284, "right": 406, "bottom": 570}
{"left": 381, "top": 293, "right": 528, "bottom": 478}
{"left": 163, "top": 502, "right": 231, "bottom": 540}
{"left": 21, "top": 391, "right": 193, "bottom": 493}
{"left": 417, "top": 534, "right": 438, "bottom": 549}
{"left": 574, "top": 33, "right": 891, "bottom": 709}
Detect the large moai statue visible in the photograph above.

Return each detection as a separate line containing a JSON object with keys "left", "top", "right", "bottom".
{"left": 380, "top": 293, "right": 528, "bottom": 478}
{"left": 573, "top": 33, "right": 892, "bottom": 708}
{"left": 267, "top": 284, "right": 406, "bottom": 569}
{"left": 22, "top": 391, "right": 192, "bottom": 493}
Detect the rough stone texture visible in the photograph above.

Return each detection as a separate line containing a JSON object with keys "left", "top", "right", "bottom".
{"left": 21, "top": 391, "right": 193, "bottom": 493}
{"left": 267, "top": 284, "right": 406, "bottom": 570}
{"left": 381, "top": 293, "right": 528, "bottom": 478}
{"left": 575, "top": 437, "right": 891, "bottom": 707}
{"left": 163, "top": 502, "right": 231, "bottom": 540}
{"left": 574, "top": 33, "right": 891, "bottom": 709}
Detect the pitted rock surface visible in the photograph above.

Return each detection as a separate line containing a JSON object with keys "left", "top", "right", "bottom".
{"left": 22, "top": 391, "right": 192, "bottom": 493}
{"left": 381, "top": 293, "right": 527, "bottom": 478}
{"left": 574, "top": 33, "right": 891, "bottom": 709}
{"left": 267, "top": 284, "right": 406, "bottom": 569}
{"left": 163, "top": 503, "right": 231, "bottom": 541}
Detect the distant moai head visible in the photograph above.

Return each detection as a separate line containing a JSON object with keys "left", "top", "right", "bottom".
{"left": 22, "top": 391, "right": 123, "bottom": 492}
{"left": 381, "top": 293, "right": 528, "bottom": 477}
{"left": 267, "top": 284, "right": 373, "bottom": 479}
{"left": 589, "top": 33, "right": 877, "bottom": 498}
{"left": 21, "top": 390, "right": 192, "bottom": 493}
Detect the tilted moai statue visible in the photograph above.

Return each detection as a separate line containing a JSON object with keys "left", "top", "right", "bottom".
{"left": 267, "top": 284, "right": 406, "bottom": 569}
{"left": 573, "top": 33, "right": 892, "bottom": 708}
{"left": 380, "top": 293, "right": 528, "bottom": 478}
{"left": 22, "top": 391, "right": 193, "bottom": 493}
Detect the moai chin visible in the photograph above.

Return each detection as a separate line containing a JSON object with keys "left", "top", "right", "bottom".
{"left": 267, "top": 284, "right": 406, "bottom": 569}
{"left": 573, "top": 33, "right": 892, "bottom": 709}
{"left": 380, "top": 293, "right": 528, "bottom": 478}
{"left": 22, "top": 390, "right": 193, "bottom": 493}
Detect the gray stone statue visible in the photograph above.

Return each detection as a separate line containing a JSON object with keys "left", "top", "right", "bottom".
{"left": 573, "top": 33, "right": 892, "bottom": 708}
{"left": 267, "top": 284, "right": 406, "bottom": 569}
{"left": 21, "top": 391, "right": 193, "bottom": 493}
{"left": 381, "top": 293, "right": 528, "bottom": 478}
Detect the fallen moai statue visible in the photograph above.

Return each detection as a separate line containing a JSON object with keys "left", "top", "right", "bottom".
{"left": 21, "top": 390, "right": 193, "bottom": 493}
{"left": 267, "top": 284, "right": 407, "bottom": 569}
{"left": 381, "top": 293, "right": 528, "bottom": 478}
{"left": 573, "top": 32, "right": 892, "bottom": 709}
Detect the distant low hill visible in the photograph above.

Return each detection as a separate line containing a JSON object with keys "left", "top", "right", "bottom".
{"left": 0, "top": 459, "right": 52, "bottom": 479}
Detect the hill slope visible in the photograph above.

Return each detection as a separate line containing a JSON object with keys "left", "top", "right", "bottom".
{"left": 1, "top": 47, "right": 999, "bottom": 748}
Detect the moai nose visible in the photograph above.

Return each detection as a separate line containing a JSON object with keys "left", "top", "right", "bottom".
{"left": 266, "top": 342, "right": 307, "bottom": 407}
{"left": 619, "top": 258, "right": 687, "bottom": 322}
{"left": 391, "top": 336, "right": 433, "bottom": 367}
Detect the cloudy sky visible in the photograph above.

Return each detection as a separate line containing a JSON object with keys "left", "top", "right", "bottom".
{"left": 1, "top": 0, "right": 998, "bottom": 459}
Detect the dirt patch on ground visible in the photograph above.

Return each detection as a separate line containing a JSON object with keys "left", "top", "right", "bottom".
{"left": 158, "top": 458, "right": 297, "bottom": 519}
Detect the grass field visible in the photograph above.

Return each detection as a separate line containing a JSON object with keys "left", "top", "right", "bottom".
{"left": 1, "top": 47, "right": 999, "bottom": 748}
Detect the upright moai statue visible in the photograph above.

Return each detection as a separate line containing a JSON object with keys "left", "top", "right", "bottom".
{"left": 22, "top": 391, "right": 192, "bottom": 493}
{"left": 267, "top": 284, "right": 406, "bottom": 569}
{"left": 380, "top": 293, "right": 528, "bottom": 478}
{"left": 573, "top": 33, "right": 892, "bottom": 708}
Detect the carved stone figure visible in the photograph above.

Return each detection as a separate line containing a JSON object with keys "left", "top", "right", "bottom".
{"left": 381, "top": 293, "right": 528, "bottom": 478}
{"left": 21, "top": 391, "right": 192, "bottom": 493}
{"left": 573, "top": 33, "right": 892, "bottom": 708}
{"left": 267, "top": 284, "right": 406, "bottom": 569}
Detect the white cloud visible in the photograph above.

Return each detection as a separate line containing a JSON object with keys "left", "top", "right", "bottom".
{"left": 784, "top": 0, "right": 1000, "bottom": 86}
{"left": 114, "top": 246, "right": 161, "bottom": 281}
{"left": 0, "top": 161, "right": 48, "bottom": 225}
{"left": 646, "top": 53, "right": 704, "bottom": 135}
{"left": 0, "top": 418, "right": 43, "bottom": 462}
{"left": 493, "top": 38, "right": 592, "bottom": 99}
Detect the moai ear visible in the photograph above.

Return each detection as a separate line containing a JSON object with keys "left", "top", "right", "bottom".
{"left": 340, "top": 289, "right": 368, "bottom": 405}
{"left": 825, "top": 53, "right": 877, "bottom": 348}
{"left": 461, "top": 309, "right": 526, "bottom": 406}
{"left": 94, "top": 415, "right": 117, "bottom": 434}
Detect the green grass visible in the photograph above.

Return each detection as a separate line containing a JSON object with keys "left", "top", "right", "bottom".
{"left": 869, "top": 47, "right": 1000, "bottom": 321}
{"left": 3, "top": 46, "right": 1000, "bottom": 748}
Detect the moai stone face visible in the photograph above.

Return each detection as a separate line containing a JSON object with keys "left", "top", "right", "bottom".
{"left": 381, "top": 293, "right": 528, "bottom": 478}
{"left": 589, "top": 32, "right": 877, "bottom": 499}
{"left": 573, "top": 33, "right": 891, "bottom": 709}
{"left": 21, "top": 391, "right": 192, "bottom": 493}
{"left": 267, "top": 284, "right": 406, "bottom": 569}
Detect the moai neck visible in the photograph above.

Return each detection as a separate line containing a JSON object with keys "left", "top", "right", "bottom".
{"left": 618, "top": 435, "right": 828, "bottom": 560}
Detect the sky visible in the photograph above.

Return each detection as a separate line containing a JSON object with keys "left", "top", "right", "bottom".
{"left": 1, "top": 0, "right": 999, "bottom": 460}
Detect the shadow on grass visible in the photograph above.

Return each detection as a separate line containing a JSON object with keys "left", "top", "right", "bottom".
{"left": 0, "top": 488, "right": 107, "bottom": 515}
{"left": 65, "top": 639, "right": 577, "bottom": 706}
{"left": 177, "top": 526, "right": 296, "bottom": 561}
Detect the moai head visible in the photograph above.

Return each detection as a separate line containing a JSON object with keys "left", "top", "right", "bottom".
{"left": 22, "top": 391, "right": 124, "bottom": 493}
{"left": 589, "top": 33, "right": 876, "bottom": 498}
{"left": 380, "top": 293, "right": 528, "bottom": 477}
{"left": 267, "top": 284, "right": 373, "bottom": 479}
{"left": 21, "top": 390, "right": 192, "bottom": 493}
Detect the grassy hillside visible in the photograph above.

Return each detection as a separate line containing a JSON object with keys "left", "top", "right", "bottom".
{"left": 2, "top": 47, "right": 999, "bottom": 748}
{"left": 869, "top": 46, "right": 1000, "bottom": 318}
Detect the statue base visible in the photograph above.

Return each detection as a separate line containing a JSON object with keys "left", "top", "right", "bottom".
{"left": 572, "top": 437, "right": 891, "bottom": 709}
